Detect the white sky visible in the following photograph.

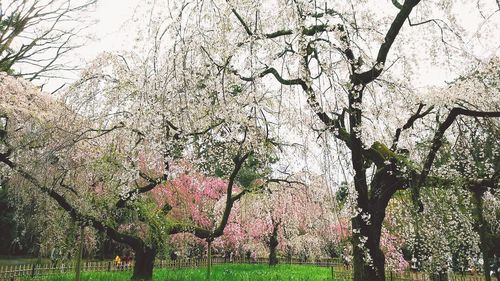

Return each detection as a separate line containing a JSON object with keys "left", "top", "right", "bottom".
{"left": 78, "top": 0, "right": 140, "bottom": 63}
{"left": 42, "top": 0, "right": 498, "bottom": 93}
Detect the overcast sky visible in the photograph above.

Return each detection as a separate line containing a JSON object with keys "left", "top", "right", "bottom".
{"left": 42, "top": 0, "right": 499, "bottom": 92}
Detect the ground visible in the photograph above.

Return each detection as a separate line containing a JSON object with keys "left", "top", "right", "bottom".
{"left": 19, "top": 264, "right": 340, "bottom": 281}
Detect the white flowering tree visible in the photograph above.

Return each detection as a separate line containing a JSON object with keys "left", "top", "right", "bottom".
{"left": 429, "top": 118, "right": 499, "bottom": 280}
{"left": 154, "top": 0, "right": 500, "bottom": 280}
{"left": 375, "top": 60, "right": 500, "bottom": 280}
{"left": 0, "top": 40, "right": 279, "bottom": 280}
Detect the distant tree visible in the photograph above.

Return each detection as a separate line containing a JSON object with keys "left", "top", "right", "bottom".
{"left": 241, "top": 180, "right": 335, "bottom": 265}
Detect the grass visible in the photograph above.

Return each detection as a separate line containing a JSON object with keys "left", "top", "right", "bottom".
{"left": 20, "top": 264, "right": 340, "bottom": 281}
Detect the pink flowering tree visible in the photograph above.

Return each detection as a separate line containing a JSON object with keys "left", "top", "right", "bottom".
{"left": 238, "top": 180, "right": 336, "bottom": 265}
{"left": 150, "top": 166, "right": 247, "bottom": 259}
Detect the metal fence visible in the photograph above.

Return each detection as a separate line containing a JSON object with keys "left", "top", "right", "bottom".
{"left": 0, "top": 257, "right": 496, "bottom": 281}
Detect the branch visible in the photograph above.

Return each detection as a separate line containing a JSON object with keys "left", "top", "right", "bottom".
{"left": 115, "top": 171, "right": 167, "bottom": 208}
{"left": 211, "top": 152, "right": 250, "bottom": 238}
{"left": 351, "top": 0, "right": 420, "bottom": 85}
{"left": 234, "top": 67, "right": 350, "bottom": 147}
{"left": 233, "top": 67, "right": 307, "bottom": 89}
{"left": 414, "top": 107, "right": 500, "bottom": 210}
{"left": 0, "top": 156, "right": 146, "bottom": 250}
{"left": 228, "top": 6, "right": 330, "bottom": 39}
{"left": 168, "top": 223, "right": 212, "bottom": 239}
{"left": 392, "top": 0, "right": 403, "bottom": 9}
{"left": 391, "top": 104, "right": 434, "bottom": 150}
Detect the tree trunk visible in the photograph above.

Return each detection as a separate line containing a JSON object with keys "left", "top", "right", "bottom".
{"left": 471, "top": 189, "right": 492, "bottom": 281}
{"left": 131, "top": 246, "right": 156, "bottom": 281}
{"left": 207, "top": 239, "right": 212, "bottom": 281}
{"left": 75, "top": 225, "right": 84, "bottom": 281}
{"left": 351, "top": 171, "right": 397, "bottom": 281}
{"left": 352, "top": 213, "right": 386, "bottom": 281}
{"left": 269, "top": 223, "right": 279, "bottom": 266}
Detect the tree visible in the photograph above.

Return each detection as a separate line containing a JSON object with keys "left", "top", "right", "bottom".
{"left": 151, "top": 163, "right": 247, "bottom": 259}
{"left": 386, "top": 102, "right": 500, "bottom": 279}
{"left": 156, "top": 1, "right": 500, "bottom": 280}
{"left": 437, "top": 118, "right": 499, "bottom": 281}
{"left": 0, "top": 43, "right": 276, "bottom": 280}
{"left": 0, "top": 0, "right": 95, "bottom": 82}
{"left": 240, "top": 179, "right": 335, "bottom": 265}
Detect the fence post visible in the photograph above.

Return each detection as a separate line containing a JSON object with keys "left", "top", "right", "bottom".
{"left": 31, "top": 263, "right": 36, "bottom": 278}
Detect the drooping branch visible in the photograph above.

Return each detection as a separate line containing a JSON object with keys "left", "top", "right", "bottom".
{"left": 414, "top": 108, "right": 500, "bottom": 210}
{"left": 419, "top": 108, "right": 500, "bottom": 185}
{"left": 0, "top": 155, "right": 146, "bottom": 250}
{"left": 233, "top": 66, "right": 351, "bottom": 147}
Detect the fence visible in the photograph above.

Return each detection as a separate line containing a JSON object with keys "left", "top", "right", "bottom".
{"left": 0, "top": 257, "right": 496, "bottom": 281}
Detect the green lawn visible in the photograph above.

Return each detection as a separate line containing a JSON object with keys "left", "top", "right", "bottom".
{"left": 20, "top": 264, "right": 341, "bottom": 281}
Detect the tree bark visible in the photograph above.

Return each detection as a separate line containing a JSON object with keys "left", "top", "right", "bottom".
{"left": 207, "top": 239, "right": 212, "bottom": 281}
{"left": 352, "top": 210, "right": 386, "bottom": 281}
{"left": 269, "top": 222, "right": 279, "bottom": 266}
{"left": 351, "top": 169, "right": 399, "bottom": 281}
{"left": 75, "top": 225, "right": 84, "bottom": 281}
{"left": 471, "top": 188, "right": 492, "bottom": 281}
{"left": 131, "top": 246, "right": 156, "bottom": 281}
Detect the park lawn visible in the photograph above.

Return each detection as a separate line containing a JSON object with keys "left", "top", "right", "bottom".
{"left": 21, "top": 264, "right": 338, "bottom": 281}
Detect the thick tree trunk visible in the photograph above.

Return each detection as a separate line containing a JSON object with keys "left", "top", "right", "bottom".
{"left": 132, "top": 246, "right": 156, "bottom": 281}
{"left": 269, "top": 223, "right": 279, "bottom": 266}
{"left": 351, "top": 170, "right": 397, "bottom": 281}
{"left": 352, "top": 214, "right": 386, "bottom": 281}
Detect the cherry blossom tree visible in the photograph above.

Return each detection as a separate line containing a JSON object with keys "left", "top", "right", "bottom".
{"left": 386, "top": 111, "right": 499, "bottom": 280}
{"left": 0, "top": 40, "right": 277, "bottom": 280}
{"left": 238, "top": 179, "right": 337, "bottom": 265}
{"left": 151, "top": 165, "right": 246, "bottom": 257}
{"left": 150, "top": 1, "right": 500, "bottom": 280}
{"left": 429, "top": 118, "right": 499, "bottom": 280}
